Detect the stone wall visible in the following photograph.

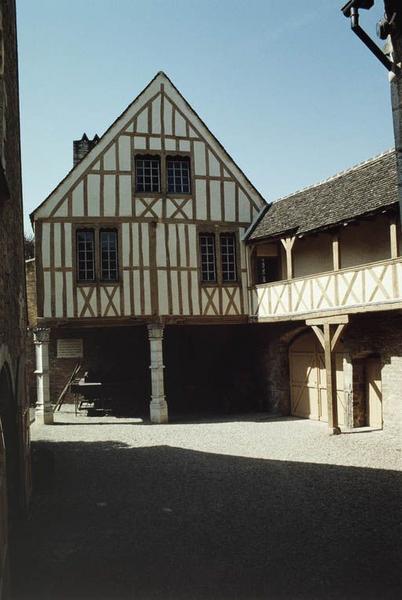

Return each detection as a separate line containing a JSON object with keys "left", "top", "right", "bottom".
{"left": 25, "top": 259, "right": 36, "bottom": 406}
{"left": 0, "top": 0, "right": 31, "bottom": 517}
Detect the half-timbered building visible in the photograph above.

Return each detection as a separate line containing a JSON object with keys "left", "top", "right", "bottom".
{"left": 30, "top": 72, "right": 265, "bottom": 424}
{"left": 246, "top": 149, "right": 402, "bottom": 434}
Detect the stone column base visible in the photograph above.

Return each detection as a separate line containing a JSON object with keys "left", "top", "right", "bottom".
{"left": 150, "top": 399, "right": 168, "bottom": 424}
{"left": 35, "top": 405, "right": 54, "bottom": 425}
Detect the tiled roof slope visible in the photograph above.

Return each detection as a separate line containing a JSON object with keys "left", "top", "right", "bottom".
{"left": 249, "top": 149, "right": 398, "bottom": 241}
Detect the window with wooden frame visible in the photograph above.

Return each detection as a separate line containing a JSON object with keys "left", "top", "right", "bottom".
{"left": 199, "top": 231, "right": 239, "bottom": 284}
{"left": 220, "top": 233, "right": 237, "bottom": 282}
{"left": 199, "top": 233, "right": 217, "bottom": 282}
{"left": 135, "top": 155, "right": 161, "bottom": 193}
{"left": 167, "top": 156, "right": 191, "bottom": 194}
{"left": 100, "top": 229, "right": 118, "bottom": 282}
{"left": 76, "top": 229, "right": 95, "bottom": 282}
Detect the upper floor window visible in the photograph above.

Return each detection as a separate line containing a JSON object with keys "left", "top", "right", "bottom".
{"left": 220, "top": 233, "right": 237, "bottom": 282}
{"left": 167, "top": 156, "right": 191, "bottom": 194}
{"left": 100, "top": 229, "right": 118, "bottom": 282}
{"left": 77, "top": 229, "right": 95, "bottom": 282}
{"left": 199, "top": 233, "right": 217, "bottom": 282}
{"left": 135, "top": 155, "right": 160, "bottom": 193}
{"left": 76, "top": 228, "right": 119, "bottom": 283}
{"left": 255, "top": 256, "right": 280, "bottom": 284}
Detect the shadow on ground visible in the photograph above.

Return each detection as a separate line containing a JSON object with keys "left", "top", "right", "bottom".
{"left": 10, "top": 440, "right": 402, "bottom": 600}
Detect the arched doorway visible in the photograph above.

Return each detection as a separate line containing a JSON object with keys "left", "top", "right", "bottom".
{"left": 289, "top": 331, "right": 346, "bottom": 425}
{"left": 0, "top": 365, "right": 20, "bottom": 519}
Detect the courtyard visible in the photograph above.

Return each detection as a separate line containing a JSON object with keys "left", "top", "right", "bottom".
{"left": 11, "top": 409, "right": 402, "bottom": 600}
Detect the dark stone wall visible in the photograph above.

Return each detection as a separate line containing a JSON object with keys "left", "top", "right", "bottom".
{"left": 0, "top": 0, "right": 30, "bottom": 512}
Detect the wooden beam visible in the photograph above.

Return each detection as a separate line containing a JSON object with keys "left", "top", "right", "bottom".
{"left": 323, "top": 322, "right": 341, "bottom": 435}
{"left": 306, "top": 315, "right": 349, "bottom": 326}
{"left": 332, "top": 234, "right": 340, "bottom": 271}
{"left": 331, "top": 322, "right": 347, "bottom": 352}
{"left": 311, "top": 325, "right": 325, "bottom": 349}
{"left": 280, "top": 236, "right": 295, "bottom": 280}
{"left": 390, "top": 217, "right": 398, "bottom": 259}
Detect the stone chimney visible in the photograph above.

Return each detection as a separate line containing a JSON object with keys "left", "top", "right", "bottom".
{"left": 73, "top": 133, "right": 100, "bottom": 166}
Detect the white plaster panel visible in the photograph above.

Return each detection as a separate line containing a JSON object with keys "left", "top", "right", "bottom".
{"left": 104, "top": 174, "right": 116, "bottom": 217}
{"left": 209, "top": 180, "right": 221, "bottom": 221}
{"left": 66, "top": 272, "right": 74, "bottom": 317}
{"left": 188, "top": 225, "right": 197, "bottom": 268}
{"left": 123, "top": 271, "right": 131, "bottom": 316}
{"left": 194, "top": 141, "right": 206, "bottom": 176}
{"left": 42, "top": 223, "right": 51, "bottom": 268}
{"left": 119, "top": 175, "right": 132, "bottom": 216}
{"left": 152, "top": 95, "right": 161, "bottom": 134}
{"left": 72, "top": 182, "right": 84, "bottom": 216}
{"left": 122, "top": 223, "right": 130, "bottom": 267}
{"left": 180, "top": 271, "right": 189, "bottom": 314}
{"left": 191, "top": 270, "right": 200, "bottom": 314}
{"left": 133, "top": 271, "right": 140, "bottom": 315}
{"left": 178, "top": 224, "right": 186, "bottom": 266}
{"left": 136, "top": 107, "right": 148, "bottom": 133}
{"left": 141, "top": 223, "right": 150, "bottom": 267}
{"left": 55, "top": 272, "right": 63, "bottom": 317}
{"left": 224, "top": 181, "right": 236, "bottom": 222}
{"left": 149, "top": 137, "right": 162, "bottom": 150}
{"left": 188, "top": 126, "right": 197, "bottom": 138}
{"left": 118, "top": 136, "right": 131, "bottom": 171}
{"left": 54, "top": 223, "right": 62, "bottom": 267}
{"left": 43, "top": 272, "right": 51, "bottom": 317}
{"left": 158, "top": 271, "right": 169, "bottom": 314}
{"left": 174, "top": 111, "right": 186, "bottom": 137}
{"left": 238, "top": 189, "right": 250, "bottom": 222}
{"left": 171, "top": 271, "right": 179, "bottom": 314}
{"left": 168, "top": 225, "right": 177, "bottom": 267}
{"left": 164, "top": 99, "right": 173, "bottom": 136}
{"left": 195, "top": 179, "right": 207, "bottom": 220}
{"left": 87, "top": 174, "right": 101, "bottom": 216}
{"left": 54, "top": 199, "right": 68, "bottom": 217}
{"left": 133, "top": 136, "right": 147, "bottom": 150}
{"left": 125, "top": 122, "right": 134, "bottom": 133}
{"left": 144, "top": 270, "right": 151, "bottom": 314}
{"left": 179, "top": 140, "right": 190, "bottom": 152}
{"left": 156, "top": 224, "right": 167, "bottom": 267}
{"left": 103, "top": 145, "right": 116, "bottom": 170}
{"left": 208, "top": 150, "right": 220, "bottom": 177}
{"left": 64, "top": 223, "right": 72, "bottom": 268}
{"left": 165, "top": 138, "right": 176, "bottom": 151}
{"left": 132, "top": 223, "right": 139, "bottom": 267}
{"left": 92, "top": 161, "right": 101, "bottom": 171}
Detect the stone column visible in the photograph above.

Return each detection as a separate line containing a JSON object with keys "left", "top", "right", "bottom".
{"left": 33, "top": 328, "right": 53, "bottom": 425}
{"left": 147, "top": 323, "right": 168, "bottom": 424}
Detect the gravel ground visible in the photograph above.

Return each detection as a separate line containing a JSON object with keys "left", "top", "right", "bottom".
{"left": 10, "top": 408, "right": 402, "bottom": 600}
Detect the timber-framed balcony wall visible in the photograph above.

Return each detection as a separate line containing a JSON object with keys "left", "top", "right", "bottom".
{"left": 251, "top": 256, "right": 402, "bottom": 321}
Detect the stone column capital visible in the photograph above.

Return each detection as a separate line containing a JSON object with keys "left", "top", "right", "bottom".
{"left": 33, "top": 327, "right": 51, "bottom": 344}
{"left": 147, "top": 323, "right": 164, "bottom": 340}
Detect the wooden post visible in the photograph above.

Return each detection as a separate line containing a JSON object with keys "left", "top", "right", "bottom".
{"left": 389, "top": 216, "right": 398, "bottom": 259}
{"left": 280, "top": 236, "right": 295, "bottom": 280}
{"left": 332, "top": 234, "right": 340, "bottom": 271}
{"left": 306, "top": 315, "right": 348, "bottom": 435}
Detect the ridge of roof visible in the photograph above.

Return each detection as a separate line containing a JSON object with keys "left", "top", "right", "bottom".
{"left": 271, "top": 148, "right": 395, "bottom": 206}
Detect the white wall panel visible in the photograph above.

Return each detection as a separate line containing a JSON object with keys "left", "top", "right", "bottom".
{"left": 64, "top": 223, "right": 72, "bottom": 267}
{"left": 66, "top": 272, "right": 74, "bottom": 317}
{"left": 87, "top": 174, "right": 101, "bottom": 216}
{"left": 104, "top": 175, "right": 116, "bottom": 216}
{"left": 224, "top": 181, "right": 236, "bottom": 222}
{"left": 54, "top": 223, "right": 61, "bottom": 267}
{"left": 210, "top": 180, "right": 221, "bottom": 221}
{"left": 152, "top": 95, "right": 161, "bottom": 134}
{"left": 122, "top": 223, "right": 130, "bottom": 267}
{"left": 119, "top": 175, "right": 132, "bottom": 216}
{"left": 42, "top": 223, "right": 51, "bottom": 268}
{"left": 195, "top": 179, "right": 207, "bottom": 220}
{"left": 55, "top": 272, "right": 63, "bottom": 317}
{"left": 72, "top": 182, "right": 84, "bottom": 216}
{"left": 104, "top": 145, "right": 116, "bottom": 170}
{"left": 194, "top": 141, "right": 206, "bottom": 175}
{"left": 118, "top": 136, "right": 131, "bottom": 171}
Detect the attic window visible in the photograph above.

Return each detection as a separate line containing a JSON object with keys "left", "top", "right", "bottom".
{"left": 135, "top": 155, "right": 160, "bottom": 193}
{"left": 167, "top": 156, "right": 191, "bottom": 194}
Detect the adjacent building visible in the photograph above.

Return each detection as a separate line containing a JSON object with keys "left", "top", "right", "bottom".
{"left": 0, "top": 0, "right": 32, "bottom": 595}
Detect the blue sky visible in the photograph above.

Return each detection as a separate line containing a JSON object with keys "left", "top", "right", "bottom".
{"left": 17, "top": 0, "right": 394, "bottom": 232}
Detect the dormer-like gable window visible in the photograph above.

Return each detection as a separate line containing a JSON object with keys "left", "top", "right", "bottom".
{"left": 135, "top": 155, "right": 160, "bottom": 193}
{"left": 167, "top": 156, "right": 191, "bottom": 194}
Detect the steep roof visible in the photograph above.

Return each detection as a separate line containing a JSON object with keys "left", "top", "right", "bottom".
{"left": 248, "top": 149, "right": 398, "bottom": 241}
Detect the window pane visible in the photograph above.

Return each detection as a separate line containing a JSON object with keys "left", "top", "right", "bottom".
{"left": 199, "top": 233, "right": 216, "bottom": 282}
{"left": 76, "top": 230, "right": 95, "bottom": 281}
{"left": 167, "top": 157, "right": 191, "bottom": 194}
{"left": 100, "top": 230, "right": 119, "bottom": 282}
{"left": 135, "top": 156, "right": 160, "bottom": 192}
{"left": 221, "top": 233, "right": 237, "bottom": 282}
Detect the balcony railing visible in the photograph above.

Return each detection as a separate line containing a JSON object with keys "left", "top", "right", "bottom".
{"left": 252, "top": 257, "right": 402, "bottom": 320}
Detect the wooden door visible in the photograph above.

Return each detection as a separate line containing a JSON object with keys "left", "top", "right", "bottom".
{"left": 366, "top": 358, "right": 382, "bottom": 429}
{"left": 289, "top": 331, "right": 345, "bottom": 424}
